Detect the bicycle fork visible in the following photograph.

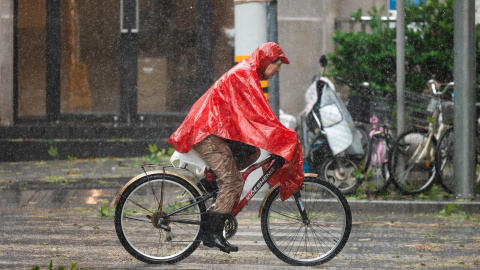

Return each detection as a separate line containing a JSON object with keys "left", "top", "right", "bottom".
{"left": 293, "top": 191, "right": 310, "bottom": 225}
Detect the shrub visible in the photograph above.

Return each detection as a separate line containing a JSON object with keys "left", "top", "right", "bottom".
{"left": 328, "top": 0, "right": 480, "bottom": 96}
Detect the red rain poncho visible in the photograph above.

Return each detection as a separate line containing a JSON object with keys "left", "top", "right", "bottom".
{"left": 168, "top": 42, "right": 303, "bottom": 200}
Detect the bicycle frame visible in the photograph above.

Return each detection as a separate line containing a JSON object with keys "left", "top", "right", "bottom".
{"left": 158, "top": 154, "right": 287, "bottom": 224}
{"left": 409, "top": 81, "right": 454, "bottom": 163}
{"left": 230, "top": 154, "right": 285, "bottom": 216}
{"left": 412, "top": 99, "right": 448, "bottom": 164}
{"left": 368, "top": 115, "right": 393, "bottom": 167}
{"left": 370, "top": 132, "right": 386, "bottom": 166}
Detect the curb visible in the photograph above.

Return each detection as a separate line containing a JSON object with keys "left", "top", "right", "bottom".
{"left": 347, "top": 199, "right": 480, "bottom": 214}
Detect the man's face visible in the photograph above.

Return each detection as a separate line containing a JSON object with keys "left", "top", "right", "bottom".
{"left": 263, "top": 60, "right": 282, "bottom": 79}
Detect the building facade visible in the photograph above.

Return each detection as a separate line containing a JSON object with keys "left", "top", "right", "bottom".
{"left": 1, "top": 0, "right": 393, "bottom": 128}
{"left": 1, "top": 0, "right": 234, "bottom": 127}
{"left": 0, "top": 0, "right": 399, "bottom": 160}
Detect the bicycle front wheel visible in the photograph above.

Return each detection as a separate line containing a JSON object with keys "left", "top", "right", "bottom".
{"left": 114, "top": 173, "right": 205, "bottom": 264}
{"left": 435, "top": 127, "right": 480, "bottom": 193}
{"left": 364, "top": 136, "right": 390, "bottom": 194}
{"left": 435, "top": 127, "right": 455, "bottom": 193}
{"left": 261, "top": 177, "right": 352, "bottom": 266}
{"left": 388, "top": 128, "right": 437, "bottom": 194}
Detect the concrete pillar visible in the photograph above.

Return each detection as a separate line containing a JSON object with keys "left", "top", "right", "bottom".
{"left": 234, "top": 0, "right": 268, "bottom": 95}
{"left": 0, "top": 0, "right": 14, "bottom": 126}
{"left": 454, "top": 0, "right": 476, "bottom": 198}
{"left": 234, "top": 1, "right": 267, "bottom": 61}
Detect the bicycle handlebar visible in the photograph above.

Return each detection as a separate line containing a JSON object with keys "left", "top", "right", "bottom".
{"left": 428, "top": 79, "right": 454, "bottom": 96}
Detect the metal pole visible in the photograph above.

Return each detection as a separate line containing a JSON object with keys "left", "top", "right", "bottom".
{"left": 395, "top": 0, "right": 405, "bottom": 136}
{"left": 453, "top": 0, "right": 476, "bottom": 199}
{"left": 267, "top": 0, "right": 279, "bottom": 119}
{"left": 196, "top": 0, "right": 213, "bottom": 99}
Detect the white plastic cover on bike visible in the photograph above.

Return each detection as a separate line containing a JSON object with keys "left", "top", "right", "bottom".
{"left": 302, "top": 79, "right": 335, "bottom": 116}
{"left": 319, "top": 103, "right": 343, "bottom": 127}
{"left": 170, "top": 149, "right": 207, "bottom": 174}
{"left": 303, "top": 77, "right": 364, "bottom": 156}
{"left": 170, "top": 148, "right": 273, "bottom": 195}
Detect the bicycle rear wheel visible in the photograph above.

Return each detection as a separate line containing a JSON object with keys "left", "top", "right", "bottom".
{"left": 114, "top": 173, "right": 205, "bottom": 264}
{"left": 261, "top": 176, "right": 352, "bottom": 266}
{"left": 320, "top": 157, "right": 359, "bottom": 195}
{"left": 388, "top": 128, "right": 437, "bottom": 195}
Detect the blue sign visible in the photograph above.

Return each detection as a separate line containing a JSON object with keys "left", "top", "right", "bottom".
{"left": 390, "top": 0, "right": 423, "bottom": 10}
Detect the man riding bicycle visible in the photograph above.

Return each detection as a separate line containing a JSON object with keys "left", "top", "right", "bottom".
{"left": 168, "top": 42, "right": 304, "bottom": 254}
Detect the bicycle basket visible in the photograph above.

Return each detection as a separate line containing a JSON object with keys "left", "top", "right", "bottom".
{"left": 404, "top": 91, "right": 433, "bottom": 126}
{"left": 441, "top": 101, "right": 454, "bottom": 124}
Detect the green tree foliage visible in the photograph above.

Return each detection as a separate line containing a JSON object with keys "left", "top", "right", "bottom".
{"left": 328, "top": 0, "right": 480, "bottom": 94}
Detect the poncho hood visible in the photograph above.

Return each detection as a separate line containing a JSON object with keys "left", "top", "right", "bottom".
{"left": 168, "top": 42, "right": 303, "bottom": 200}
{"left": 248, "top": 42, "right": 290, "bottom": 79}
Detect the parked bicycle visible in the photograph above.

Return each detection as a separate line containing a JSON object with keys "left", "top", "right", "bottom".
{"left": 113, "top": 153, "right": 352, "bottom": 266}
{"left": 434, "top": 90, "right": 480, "bottom": 194}
{"left": 335, "top": 77, "right": 395, "bottom": 194}
{"left": 300, "top": 56, "right": 365, "bottom": 195}
{"left": 388, "top": 81, "right": 453, "bottom": 194}
{"left": 361, "top": 114, "right": 396, "bottom": 194}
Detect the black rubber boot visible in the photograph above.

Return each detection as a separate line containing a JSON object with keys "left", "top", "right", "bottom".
{"left": 203, "top": 211, "right": 239, "bottom": 253}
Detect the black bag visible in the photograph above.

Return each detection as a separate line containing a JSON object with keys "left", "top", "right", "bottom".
{"left": 226, "top": 140, "right": 258, "bottom": 164}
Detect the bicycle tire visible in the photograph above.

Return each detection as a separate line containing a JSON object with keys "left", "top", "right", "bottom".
{"left": 364, "top": 135, "right": 391, "bottom": 194}
{"left": 435, "top": 127, "right": 480, "bottom": 194}
{"left": 260, "top": 176, "right": 352, "bottom": 266}
{"left": 435, "top": 127, "right": 454, "bottom": 193}
{"left": 356, "top": 125, "right": 372, "bottom": 170}
{"left": 114, "top": 173, "right": 205, "bottom": 264}
{"left": 319, "top": 157, "right": 360, "bottom": 195}
{"left": 388, "top": 127, "right": 437, "bottom": 195}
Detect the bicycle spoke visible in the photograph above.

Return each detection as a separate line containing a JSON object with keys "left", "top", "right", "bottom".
{"left": 115, "top": 175, "right": 205, "bottom": 264}
{"left": 261, "top": 177, "right": 351, "bottom": 266}
{"left": 273, "top": 197, "right": 304, "bottom": 220}
{"left": 127, "top": 197, "right": 154, "bottom": 214}
{"left": 270, "top": 221, "right": 305, "bottom": 244}
{"left": 124, "top": 216, "right": 151, "bottom": 223}
{"left": 306, "top": 226, "right": 326, "bottom": 256}
{"left": 390, "top": 129, "right": 438, "bottom": 194}
{"left": 283, "top": 224, "right": 305, "bottom": 256}
{"left": 268, "top": 207, "right": 303, "bottom": 222}
{"left": 308, "top": 223, "right": 336, "bottom": 253}
{"left": 309, "top": 221, "right": 342, "bottom": 239}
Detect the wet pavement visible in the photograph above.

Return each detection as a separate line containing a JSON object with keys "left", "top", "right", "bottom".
{"left": 1, "top": 158, "right": 480, "bottom": 269}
